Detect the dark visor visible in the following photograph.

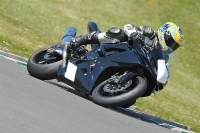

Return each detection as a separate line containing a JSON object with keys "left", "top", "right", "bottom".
{"left": 164, "top": 31, "right": 180, "bottom": 51}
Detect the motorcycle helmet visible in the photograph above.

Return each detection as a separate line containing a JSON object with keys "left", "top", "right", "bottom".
{"left": 157, "top": 22, "right": 184, "bottom": 51}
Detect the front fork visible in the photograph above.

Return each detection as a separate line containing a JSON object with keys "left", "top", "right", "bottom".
{"left": 107, "top": 71, "right": 137, "bottom": 85}
{"left": 118, "top": 71, "right": 136, "bottom": 84}
{"left": 61, "top": 27, "right": 77, "bottom": 68}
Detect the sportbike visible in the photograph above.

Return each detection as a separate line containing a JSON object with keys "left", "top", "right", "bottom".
{"left": 27, "top": 22, "right": 174, "bottom": 108}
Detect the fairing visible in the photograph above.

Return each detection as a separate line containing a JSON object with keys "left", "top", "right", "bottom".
{"left": 57, "top": 43, "right": 144, "bottom": 94}
{"left": 57, "top": 41, "right": 163, "bottom": 96}
{"left": 57, "top": 25, "right": 172, "bottom": 96}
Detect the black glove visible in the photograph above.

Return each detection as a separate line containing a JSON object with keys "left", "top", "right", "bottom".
{"left": 130, "top": 31, "right": 145, "bottom": 45}
{"left": 141, "top": 37, "right": 157, "bottom": 54}
{"left": 131, "top": 32, "right": 157, "bottom": 54}
{"left": 141, "top": 44, "right": 153, "bottom": 54}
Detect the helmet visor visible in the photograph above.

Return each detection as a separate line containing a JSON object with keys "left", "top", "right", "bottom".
{"left": 164, "top": 31, "right": 180, "bottom": 51}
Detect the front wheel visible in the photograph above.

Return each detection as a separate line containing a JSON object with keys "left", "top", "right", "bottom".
{"left": 27, "top": 42, "right": 62, "bottom": 80}
{"left": 92, "top": 76, "right": 147, "bottom": 107}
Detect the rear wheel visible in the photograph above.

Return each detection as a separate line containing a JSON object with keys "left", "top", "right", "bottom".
{"left": 92, "top": 75, "right": 147, "bottom": 107}
{"left": 27, "top": 42, "right": 62, "bottom": 80}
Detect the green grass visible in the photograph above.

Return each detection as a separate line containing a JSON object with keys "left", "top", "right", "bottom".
{"left": 0, "top": 0, "right": 200, "bottom": 132}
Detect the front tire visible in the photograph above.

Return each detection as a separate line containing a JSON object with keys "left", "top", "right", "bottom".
{"left": 92, "top": 76, "right": 147, "bottom": 107}
{"left": 27, "top": 42, "right": 62, "bottom": 80}
{"left": 119, "top": 100, "right": 136, "bottom": 108}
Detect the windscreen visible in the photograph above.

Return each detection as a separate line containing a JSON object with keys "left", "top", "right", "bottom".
{"left": 163, "top": 46, "right": 177, "bottom": 68}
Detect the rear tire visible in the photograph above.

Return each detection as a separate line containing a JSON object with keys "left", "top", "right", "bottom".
{"left": 92, "top": 76, "right": 147, "bottom": 107}
{"left": 27, "top": 42, "right": 62, "bottom": 80}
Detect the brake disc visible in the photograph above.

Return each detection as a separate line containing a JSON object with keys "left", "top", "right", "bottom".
{"left": 103, "top": 80, "right": 132, "bottom": 93}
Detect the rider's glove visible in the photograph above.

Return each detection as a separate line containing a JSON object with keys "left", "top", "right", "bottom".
{"left": 130, "top": 31, "right": 145, "bottom": 45}
{"left": 141, "top": 37, "right": 158, "bottom": 54}
{"left": 130, "top": 31, "right": 152, "bottom": 54}
{"left": 124, "top": 24, "right": 143, "bottom": 43}
{"left": 130, "top": 31, "right": 158, "bottom": 54}
{"left": 141, "top": 44, "right": 153, "bottom": 54}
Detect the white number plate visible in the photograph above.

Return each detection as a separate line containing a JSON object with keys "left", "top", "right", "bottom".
{"left": 64, "top": 62, "right": 77, "bottom": 82}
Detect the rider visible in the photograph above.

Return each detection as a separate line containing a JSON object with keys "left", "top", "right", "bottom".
{"left": 66, "top": 22, "right": 184, "bottom": 84}
{"left": 68, "top": 22, "right": 184, "bottom": 55}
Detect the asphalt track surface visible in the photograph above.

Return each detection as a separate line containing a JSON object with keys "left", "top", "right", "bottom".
{"left": 0, "top": 57, "right": 175, "bottom": 133}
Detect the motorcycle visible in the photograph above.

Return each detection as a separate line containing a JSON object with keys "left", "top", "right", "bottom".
{"left": 27, "top": 21, "right": 173, "bottom": 108}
